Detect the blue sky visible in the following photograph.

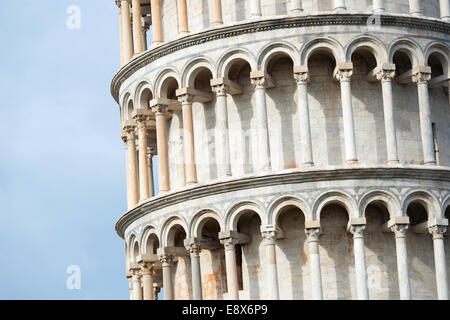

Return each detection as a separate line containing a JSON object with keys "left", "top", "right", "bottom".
{"left": 0, "top": 1, "right": 135, "bottom": 299}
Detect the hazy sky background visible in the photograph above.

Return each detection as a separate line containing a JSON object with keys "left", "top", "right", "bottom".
{"left": 0, "top": 0, "right": 139, "bottom": 299}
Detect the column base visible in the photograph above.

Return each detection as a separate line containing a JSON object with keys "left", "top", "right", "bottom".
{"left": 177, "top": 31, "right": 190, "bottom": 38}
{"left": 210, "top": 22, "right": 224, "bottom": 27}
{"left": 424, "top": 161, "right": 437, "bottom": 166}
{"left": 346, "top": 159, "right": 358, "bottom": 165}
{"left": 290, "top": 10, "right": 304, "bottom": 16}
{"left": 150, "top": 42, "right": 163, "bottom": 49}
{"left": 387, "top": 160, "right": 400, "bottom": 165}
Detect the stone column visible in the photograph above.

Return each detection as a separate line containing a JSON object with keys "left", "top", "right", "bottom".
{"left": 333, "top": 0, "right": 347, "bottom": 12}
{"left": 131, "top": 271, "right": 143, "bottom": 300}
{"left": 412, "top": 68, "right": 436, "bottom": 165}
{"left": 123, "top": 123, "right": 139, "bottom": 209}
{"left": 335, "top": 65, "right": 358, "bottom": 164}
{"left": 220, "top": 237, "right": 239, "bottom": 300}
{"left": 250, "top": 0, "right": 262, "bottom": 18}
{"left": 251, "top": 74, "right": 273, "bottom": 172}
{"left": 373, "top": 0, "right": 385, "bottom": 12}
{"left": 212, "top": 84, "right": 232, "bottom": 178}
{"left": 348, "top": 224, "right": 369, "bottom": 300}
{"left": 429, "top": 225, "right": 449, "bottom": 300}
{"left": 151, "top": 103, "right": 170, "bottom": 193}
{"left": 126, "top": 273, "right": 133, "bottom": 300}
{"left": 120, "top": 0, "right": 133, "bottom": 62}
{"left": 290, "top": 0, "right": 303, "bottom": 15}
{"left": 210, "top": 0, "right": 223, "bottom": 26}
{"left": 141, "top": 16, "right": 151, "bottom": 51}
{"left": 178, "top": 94, "right": 198, "bottom": 185}
{"left": 116, "top": 1, "right": 125, "bottom": 67}
{"left": 185, "top": 240, "right": 203, "bottom": 300}
{"left": 177, "top": 0, "right": 189, "bottom": 36}
{"left": 440, "top": 0, "right": 450, "bottom": 21}
{"left": 294, "top": 68, "right": 314, "bottom": 166}
{"left": 134, "top": 111, "right": 151, "bottom": 201}
{"left": 140, "top": 263, "right": 155, "bottom": 300}
{"left": 305, "top": 228, "right": 323, "bottom": 300}
{"left": 132, "top": 0, "right": 144, "bottom": 54}
{"left": 160, "top": 254, "right": 174, "bottom": 300}
{"left": 261, "top": 230, "right": 280, "bottom": 300}
{"left": 147, "top": 146, "right": 156, "bottom": 197}
{"left": 390, "top": 224, "right": 411, "bottom": 300}
{"left": 150, "top": 0, "right": 163, "bottom": 45}
{"left": 409, "top": 0, "right": 422, "bottom": 15}
{"left": 377, "top": 67, "right": 399, "bottom": 164}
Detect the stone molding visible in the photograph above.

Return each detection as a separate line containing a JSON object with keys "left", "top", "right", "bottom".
{"left": 115, "top": 166, "right": 450, "bottom": 239}
{"left": 110, "top": 14, "right": 450, "bottom": 103}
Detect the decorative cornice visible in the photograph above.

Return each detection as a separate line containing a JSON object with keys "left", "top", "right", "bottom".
{"left": 115, "top": 166, "right": 450, "bottom": 239}
{"left": 110, "top": 14, "right": 450, "bottom": 104}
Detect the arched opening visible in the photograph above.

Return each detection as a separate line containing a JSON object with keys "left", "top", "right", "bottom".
{"left": 191, "top": 67, "right": 213, "bottom": 93}
{"left": 427, "top": 52, "right": 448, "bottom": 166}
{"left": 139, "top": 88, "right": 153, "bottom": 109}
{"left": 235, "top": 210, "right": 262, "bottom": 299}
{"left": 319, "top": 202, "right": 351, "bottom": 299}
{"left": 127, "top": 99, "right": 134, "bottom": 120}
{"left": 392, "top": 49, "right": 422, "bottom": 164}
{"left": 307, "top": 49, "right": 342, "bottom": 166}
{"left": 165, "top": 223, "right": 189, "bottom": 300}
{"left": 132, "top": 241, "right": 139, "bottom": 264}
{"left": 144, "top": 232, "right": 160, "bottom": 255}
{"left": 351, "top": 47, "right": 386, "bottom": 164}
{"left": 160, "top": 77, "right": 179, "bottom": 100}
{"left": 275, "top": 205, "right": 307, "bottom": 299}
{"left": 265, "top": 53, "right": 297, "bottom": 170}
{"left": 197, "top": 217, "right": 227, "bottom": 300}
{"left": 225, "top": 58, "right": 254, "bottom": 175}
{"left": 364, "top": 201, "right": 398, "bottom": 299}
{"left": 406, "top": 201, "right": 436, "bottom": 299}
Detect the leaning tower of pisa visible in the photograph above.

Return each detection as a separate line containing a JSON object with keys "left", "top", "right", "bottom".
{"left": 112, "top": 0, "right": 450, "bottom": 300}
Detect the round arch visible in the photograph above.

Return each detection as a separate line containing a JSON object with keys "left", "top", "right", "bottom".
{"left": 139, "top": 225, "right": 160, "bottom": 255}
{"left": 134, "top": 80, "right": 154, "bottom": 109}
{"left": 358, "top": 189, "right": 402, "bottom": 219}
{"left": 160, "top": 215, "right": 188, "bottom": 247}
{"left": 154, "top": 67, "right": 181, "bottom": 98}
{"left": 257, "top": 41, "right": 301, "bottom": 72}
{"left": 345, "top": 35, "right": 388, "bottom": 66}
{"left": 189, "top": 208, "right": 225, "bottom": 239}
{"left": 217, "top": 48, "right": 257, "bottom": 79}
{"left": 267, "top": 195, "right": 313, "bottom": 227}
{"left": 300, "top": 37, "right": 346, "bottom": 66}
{"left": 401, "top": 189, "right": 442, "bottom": 219}
{"left": 312, "top": 190, "right": 358, "bottom": 221}
{"left": 388, "top": 38, "right": 425, "bottom": 67}
{"left": 181, "top": 57, "right": 217, "bottom": 88}
{"left": 225, "top": 200, "right": 266, "bottom": 231}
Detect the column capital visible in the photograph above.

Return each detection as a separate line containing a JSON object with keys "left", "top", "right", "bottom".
{"left": 261, "top": 230, "right": 277, "bottom": 245}
{"left": 132, "top": 108, "right": 152, "bottom": 125}
{"left": 348, "top": 224, "right": 366, "bottom": 238}
{"left": 151, "top": 103, "right": 169, "bottom": 115}
{"left": 294, "top": 68, "right": 310, "bottom": 84}
{"left": 376, "top": 68, "right": 396, "bottom": 81}
{"left": 139, "top": 262, "right": 155, "bottom": 275}
{"left": 211, "top": 83, "right": 229, "bottom": 96}
{"left": 334, "top": 63, "right": 354, "bottom": 82}
{"left": 122, "top": 120, "right": 137, "bottom": 137}
{"left": 220, "top": 237, "right": 238, "bottom": 251}
{"left": 115, "top": 0, "right": 122, "bottom": 7}
{"left": 159, "top": 254, "right": 174, "bottom": 266}
{"left": 390, "top": 223, "right": 409, "bottom": 239}
{"left": 305, "top": 227, "right": 321, "bottom": 242}
{"left": 412, "top": 66, "right": 432, "bottom": 84}
{"left": 141, "top": 15, "right": 151, "bottom": 32}
{"left": 250, "top": 71, "right": 275, "bottom": 89}
{"left": 177, "top": 93, "right": 195, "bottom": 104}
{"left": 429, "top": 225, "right": 447, "bottom": 240}
{"left": 184, "top": 238, "right": 202, "bottom": 255}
